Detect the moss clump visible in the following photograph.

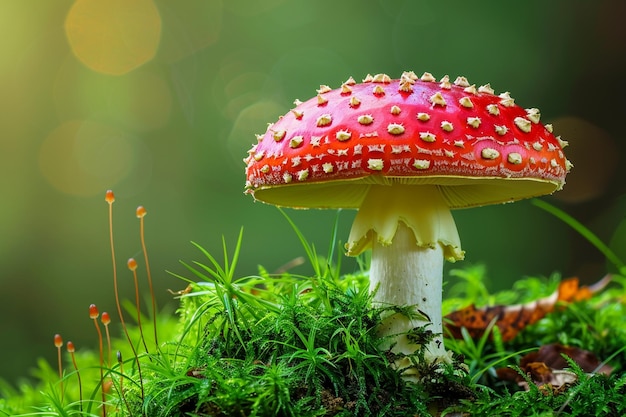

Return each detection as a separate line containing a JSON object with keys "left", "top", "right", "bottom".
{"left": 137, "top": 230, "right": 472, "bottom": 416}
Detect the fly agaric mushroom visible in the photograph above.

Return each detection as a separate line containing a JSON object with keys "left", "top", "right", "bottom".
{"left": 244, "top": 71, "right": 571, "bottom": 369}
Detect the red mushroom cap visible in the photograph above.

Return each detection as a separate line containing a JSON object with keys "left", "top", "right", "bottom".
{"left": 244, "top": 72, "right": 571, "bottom": 209}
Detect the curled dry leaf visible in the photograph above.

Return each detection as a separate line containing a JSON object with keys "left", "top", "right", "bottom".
{"left": 444, "top": 274, "right": 612, "bottom": 342}
{"left": 520, "top": 343, "right": 613, "bottom": 374}
{"left": 496, "top": 343, "right": 612, "bottom": 391}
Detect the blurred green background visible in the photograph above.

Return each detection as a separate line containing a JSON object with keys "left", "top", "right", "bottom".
{"left": 1, "top": 0, "right": 624, "bottom": 385}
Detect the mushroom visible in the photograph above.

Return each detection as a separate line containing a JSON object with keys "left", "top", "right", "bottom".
{"left": 244, "top": 72, "right": 571, "bottom": 370}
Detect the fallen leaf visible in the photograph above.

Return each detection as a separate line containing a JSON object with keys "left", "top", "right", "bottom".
{"left": 496, "top": 343, "right": 612, "bottom": 391}
{"left": 444, "top": 275, "right": 612, "bottom": 342}
{"left": 520, "top": 343, "right": 613, "bottom": 375}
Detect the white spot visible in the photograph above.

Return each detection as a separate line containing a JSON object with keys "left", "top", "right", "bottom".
{"left": 413, "top": 159, "right": 431, "bottom": 170}
{"left": 344, "top": 76, "right": 357, "bottom": 85}
{"left": 337, "top": 148, "right": 348, "bottom": 156}
{"left": 499, "top": 92, "right": 515, "bottom": 107}
{"left": 391, "top": 144, "right": 411, "bottom": 154}
{"left": 398, "top": 81, "right": 413, "bottom": 93}
{"left": 291, "top": 109, "right": 304, "bottom": 119}
{"left": 444, "top": 150, "right": 455, "bottom": 158}
{"left": 439, "top": 75, "right": 452, "bottom": 89}
{"left": 341, "top": 83, "right": 353, "bottom": 94}
{"left": 310, "top": 136, "right": 322, "bottom": 147}
{"left": 478, "top": 84, "right": 495, "bottom": 95}
{"left": 337, "top": 161, "right": 349, "bottom": 171}
{"left": 514, "top": 117, "right": 532, "bottom": 133}
{"left": 454, "top": 140, "right": 464, "bottom": 148}
{"left": 507, "top": 152, "right": 523, "bottom": 165}
{"left": 353, "top": 144, "right": 363, "bottom": 154}
{"left": 260, "top": 164, "right": 270, "bottom": 173}
{"left": 317, "top": 85, "right": 332, "bottom": 94}
{"left": 467, "top": 117, "right": 481, "bottom": 128}
{"left": 283, "top": 172, "right": 292, "bottom": 183}
{"left": 253, "top": 151, "right": 264, "bottom": 161}
{"left": 420, "top": 72, "right": 436, "bottom": 82}
{"left": 454, "top": 76, "right": 470, "bottom": 87}
{"left": 349, "top": 96, "right": 361, "bottom": 107}
{"left": 401, "top": 71, "right": 418, "bottom": 81}
{"left": 545, "top": 124, "right": 554, "bottom": 133}
{"left": 459, "top": 97, "right": 473, "bottom": 108}
{"left": 391, "top": 157, "right": 411, "bottom": 166}
{"left": 464, "top": 84, "right": 478, "bottom": 95}
{"left": 556, "top": 136, "right": 569, "bottom": 149}
{"left": 297, "top": 169, "right": 309, "bottom": 181}
{"left": 273, "top": 130, "right": 286, "bottom": 142}
{"left": 317, "top": 94, "right": 328, "bottom": 105}
{"left": 526, "top": 108, "right": 541, "bottom": 124}
{"left": 316, "top": 114, "right": 332, "bottom": 127}
{"left": 430, "top": 92, "right": 447, "bottom": 107}
{"left": 289, "top": 136, "right": 304, "bottom": 148}
{"left": 420, "top": 132, "right": 436, "bottom": 142}
{"left": 481, "top": 148, "right": 500, "bottom": 160}
{"left": 291, "top": 156, "right": 301, "bottom": 167}
{"left": 368, "top": 144, "right": 386, "bottom": 153}
{"left": 358, "top": 114, "right": 374, "bottom": 125}
{"left": 417, "top": 112, "right": 431, "bottom": 122}
{"left": 387, "top": 123, "right": 405, "bottom": 135}
{"left": 360, "top": 131, "right": 379, "bottom": 139}
{"left": 440, "top": 121, "right": 454, "bottom": 132}
{"left": 372, "top": 85, "right": 385, "bottom": 96}
{"left": 550, "top": 159, "right": 559, "bottom": 168}
{"left": 494, "top": 125, "right": 508, "bottom": 135}
{"left": 372, "top": 73, "right": 391, "bottom": 83}
{"left": 486, "top": 104, "right": 500, "bottom": 116}
{"left": 322, "top": 162, "right": 334, "bottom": 173}
{"left": 336, "top": 130, "right": 352, "bottom": 141}
{"left": 390, "top": 105, "right": 402, "bottom": 115}
{"left": 565, "top": 159, "right": 573, "bottom": 172}
{"left": 368, "top": 158, "right": 384, "bottom": 171}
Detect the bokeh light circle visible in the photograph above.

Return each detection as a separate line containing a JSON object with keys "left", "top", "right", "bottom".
{"left": 64, "top": 0, "right": 162, "bottom": 75}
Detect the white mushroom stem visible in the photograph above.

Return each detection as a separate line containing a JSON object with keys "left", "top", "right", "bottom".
{"left": 371, "top": 223, "right": 446, "bottom": 361}
{"left": 346, "top": 184, "right": 464, "bottom": 367}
